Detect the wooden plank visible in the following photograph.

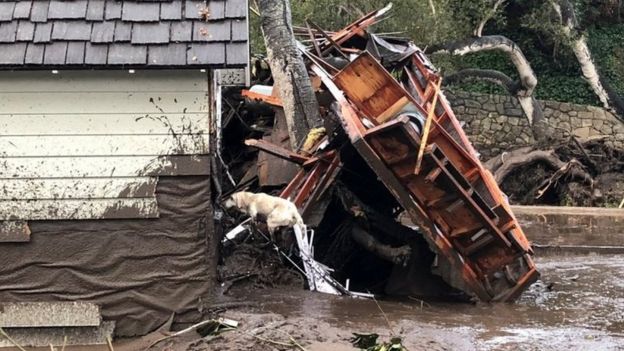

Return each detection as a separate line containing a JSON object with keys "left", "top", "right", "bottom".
{"left": 333, "top": 53, "right": 406, "bottom": 124}
{"left": 0, "top": 155, "right": 210, "bottom": 178}
{"left": 0, "top": 178, "right": 157, "bottom": 200}
{"left": 0, "top": 70, "right": 208, "bottom": 92}
{"left": 0, "top": 221, "right": 30, "bottom": 242}
{"left": 0, "top": 92, "right": 208, "bottom": 114}
{"left": 0, "top": 113, "right": 209, "bottom": 135}
{"left": 0, "top": 198, "right": 159, "bottom": 220}
{"left": 0, "top": 134, "right": 210, "bottom": 157}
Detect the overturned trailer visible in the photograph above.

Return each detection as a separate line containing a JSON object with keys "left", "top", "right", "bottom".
{"left": 243, "top": 6, "right": 538, "bottom": 302}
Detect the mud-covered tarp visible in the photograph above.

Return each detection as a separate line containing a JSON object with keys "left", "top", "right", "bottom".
{"left": 0, "top": 176, "right": 215, "bottom": 337}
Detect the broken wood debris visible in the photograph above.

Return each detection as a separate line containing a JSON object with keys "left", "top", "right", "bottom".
{"left": 231, "top": 5, "right": 539, "bottom": 302}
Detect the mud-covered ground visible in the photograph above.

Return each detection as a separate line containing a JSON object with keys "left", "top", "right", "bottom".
{"left": 120, "top": 253, "right": 624, "bottom": 351}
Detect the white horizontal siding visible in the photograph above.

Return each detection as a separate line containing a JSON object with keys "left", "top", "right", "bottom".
{"left": 0, "top": 199, "right": 159, "bottom": 220}
{"left": 0, "top": 70, "right": 210, "bottom": 221}
{"left": 0, "top": 70, "right": 207, "bottom": 92}
{"left": 0, "top": 134, "right": 209, "bottom": 157}
{"left": 0, "top": 178, "right": 157, "bottom": 200}
{"left": 0, "top": 113, "right": 208, "bottom": 135}
{"left": 0, "top": 156, "right": 209, "bottom": 178}
{"left": 0, "top": 92, "right": 207, "bottom": 114}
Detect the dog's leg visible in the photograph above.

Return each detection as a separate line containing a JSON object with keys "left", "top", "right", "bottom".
{"left": 248, "top": 204, "right": 258, "bottom": 223}
{"left": 266, "top": 218, "right": 278, "bottom": 242}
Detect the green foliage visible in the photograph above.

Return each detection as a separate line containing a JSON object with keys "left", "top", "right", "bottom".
{"left": 587, "top": 24, "right": 624, "bottom": 96}
{"left": 250, "top": 0, "right": 624, "bottom": 105}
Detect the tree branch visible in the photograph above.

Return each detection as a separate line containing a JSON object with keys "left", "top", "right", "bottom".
{"left": 490, "top": 148, "right": 592, "bottom": 185}
{"left": 443, "top": 68, "right": 520, "bottom": 94}
{"left": 550, "top": 0, "right": 624, "bottom": 119}
{"left": 427, "top": 35, "right": 538, "bottom": 97}
{"left": 474, "top": 0, "right": 506, "bottom": 37}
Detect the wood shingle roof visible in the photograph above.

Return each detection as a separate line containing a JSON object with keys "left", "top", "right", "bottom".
{"left": 0, "top": 0, "right": 249, "bottom": 68}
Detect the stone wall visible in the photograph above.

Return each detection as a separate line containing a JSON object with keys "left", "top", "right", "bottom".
{"left": 445, "top": 90, "right": 624, "bottom": 158}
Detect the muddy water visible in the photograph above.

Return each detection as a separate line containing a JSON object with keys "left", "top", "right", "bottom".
{"left": 231, "top": 254, "right": 624, "bottom": 350}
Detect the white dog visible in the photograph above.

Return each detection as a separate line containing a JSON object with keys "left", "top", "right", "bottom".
{"left": 223, "top": 191, "right": 304, "bottom": 234}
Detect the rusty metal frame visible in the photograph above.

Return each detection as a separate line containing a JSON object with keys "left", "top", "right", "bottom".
{"left": 307, "top": 49, "right": 538, "bottom": 301}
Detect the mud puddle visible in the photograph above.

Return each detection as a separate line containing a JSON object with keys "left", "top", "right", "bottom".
{"left": 219, "top": 254, "right": 624, "bottom": 350}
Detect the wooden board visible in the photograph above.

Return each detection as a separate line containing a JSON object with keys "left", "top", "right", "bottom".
{"left": 333, "top": 52, "right": 407, "bottom": 123}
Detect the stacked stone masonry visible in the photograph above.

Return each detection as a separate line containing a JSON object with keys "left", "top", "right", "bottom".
{"left": 445, "top": 90, "right": 624, "bottom": 158}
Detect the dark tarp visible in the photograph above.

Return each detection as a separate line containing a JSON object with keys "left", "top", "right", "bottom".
{"left": 0, "top": 176, "right": 216, "bottom": 337}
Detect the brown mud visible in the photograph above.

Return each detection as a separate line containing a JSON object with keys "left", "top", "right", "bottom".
{"left": 110, "top": 253, "right": 624, "bottom": 351}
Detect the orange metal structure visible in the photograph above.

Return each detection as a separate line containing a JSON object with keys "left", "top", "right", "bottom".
{"left": 247, "top": 6, "right": 539, "bottom": 301}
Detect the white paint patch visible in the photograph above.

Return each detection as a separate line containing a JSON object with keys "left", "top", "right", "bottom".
{"left": 0, "top": 198, "right": 159, "bottom": 220}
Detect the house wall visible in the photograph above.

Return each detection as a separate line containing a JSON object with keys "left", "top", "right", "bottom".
{"left": 0, "top": 70, "right": 211, "bottom": 226}
{"left": 0, "top": 70, "right": 216, "bottom": 336}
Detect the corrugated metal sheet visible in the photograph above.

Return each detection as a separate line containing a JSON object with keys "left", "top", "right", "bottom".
{"left": 0, "top": 70, "right": 210, "bottom": 223}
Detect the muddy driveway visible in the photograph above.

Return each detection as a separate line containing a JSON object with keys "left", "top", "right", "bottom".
{"left": 209, "top": 253, "right": 624, "bottom": 351}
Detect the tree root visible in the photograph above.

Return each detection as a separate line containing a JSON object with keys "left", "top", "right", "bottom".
{"left": 486, "top": 148, "right": 593, "bottom": 185}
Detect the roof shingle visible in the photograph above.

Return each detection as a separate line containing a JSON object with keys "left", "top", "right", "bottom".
{"left": 0, "top": 0, "right": 248, "bottom": 68}
{"left": 0, "top": 22, "right": 18, "bottom": 43}
{"left": 66, "top": 42, "right": 86, "bottom": 64}
{"left": 24, "top": 43, "right": 44, "bottom": 64}
{"left": 0, "top": 43, "right": 26, "bottom": 64}
{"left": 48, "top": 1, "right": 88, "bottom": 20}
{"left": 91, "top": 21, "right": 116, "bottom": 43}
{"left": 51, "top": 21, "right": 92, "bottom": 41}
{"left": 0, "top": 3, "right": 17, "bottom": 22}
{"left": 16, "top": 21, "right": 35, "bottom": 41}
{"left": 29, "top": 1, "right": 49, "bottom": 23}
{"left": 13, "top": 1, "right": 33, "bottom": 19}
{"left": 122, "top": 2, "right": 160, "bottom": 22}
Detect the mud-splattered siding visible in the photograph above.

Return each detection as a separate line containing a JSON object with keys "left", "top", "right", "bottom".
{"left": 0, "top": 70, "right": 210, "bottom": 224}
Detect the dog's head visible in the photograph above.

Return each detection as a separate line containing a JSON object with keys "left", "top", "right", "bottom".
{"left": 223, "top": 194, "right": 237, "bottom": 209}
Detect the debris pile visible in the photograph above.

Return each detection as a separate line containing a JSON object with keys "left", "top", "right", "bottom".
{"left": 220, "top": 6, "right": 539, "bottom": 302}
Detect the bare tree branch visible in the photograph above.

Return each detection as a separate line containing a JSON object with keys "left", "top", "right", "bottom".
{"left": 550, "top": 0, "right": 624, "bottom": 120}
{"left": 428, "top": 0, "right": 437, "bottom": 17}
{"left": 488, "top": 148, "right": 592, "bottom": 185}
{"left": 474, "top": 0, "right": 506, "bottom": 37}
{"left": 427, "top": 35, "right": 537, "bottom": 97}
{"left": 427, "top": 35, "right": 548, "bottom": 141}
{"left": 443, "top": 68, "right": 520, "bottom": 93}
{"left": 443, "top": 68, "right": 546, "bottom": 140}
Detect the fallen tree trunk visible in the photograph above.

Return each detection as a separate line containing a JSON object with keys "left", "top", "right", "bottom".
{"left": 258, "top": 0, "right": 323, "bottom": 150}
